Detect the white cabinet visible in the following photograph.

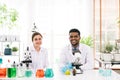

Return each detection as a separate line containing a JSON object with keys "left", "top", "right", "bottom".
{"left": 0, "top": 35, "right": 20, "bottom": 64}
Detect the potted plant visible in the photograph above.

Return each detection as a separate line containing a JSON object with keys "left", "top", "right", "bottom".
{"left": 80, "top": 36, "right": 93, "bottom": 47}
{"left": 100, "top": 42, "right": 113, "bottom": 61}
{"left": 12, "top": 46, "right": 18, "bottom": 55}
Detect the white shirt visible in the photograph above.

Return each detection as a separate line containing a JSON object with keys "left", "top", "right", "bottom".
{"left": 60, "top": 43, "right": 94, "bottom": 70}
{"left": 29, "top": 45, "right": 49, "bottom": 71}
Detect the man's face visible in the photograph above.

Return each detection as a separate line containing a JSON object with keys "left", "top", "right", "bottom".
{"left": 69, "top": 32, "right": 80, "bottom": 46}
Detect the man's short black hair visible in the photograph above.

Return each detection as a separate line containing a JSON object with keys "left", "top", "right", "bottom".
{"left": 69, "top": 28, "right": 80, "bottom": 36}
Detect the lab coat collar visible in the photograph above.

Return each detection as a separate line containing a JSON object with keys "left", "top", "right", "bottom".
{"left": 30, "top": 44, "right": 42, "bottom": 52}
{"left": 72, "top": 44, "right": 79, "bottom": 50}
{"left": 69, "top": 43, "right": 82, "bottom": 55}
{"left": 69, "top": 43, "right": 81, "bottom": 50}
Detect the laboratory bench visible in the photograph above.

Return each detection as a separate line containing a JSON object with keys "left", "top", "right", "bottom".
{"left": 95, "top": 55, "right": 120, "bottom": 69}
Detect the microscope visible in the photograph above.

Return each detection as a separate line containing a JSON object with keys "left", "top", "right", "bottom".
{"left": 22, "top": 47, "right": 32, "bottom": 68}
{"left": 72, "top": 51, "right": 83, "bottom": 75}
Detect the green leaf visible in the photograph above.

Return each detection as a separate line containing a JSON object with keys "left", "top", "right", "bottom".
{"left": 0, "top": 3, "right": 18, "bottom": 29}
{"left": 80, "top": 36, "right": 93, "bottom": 47}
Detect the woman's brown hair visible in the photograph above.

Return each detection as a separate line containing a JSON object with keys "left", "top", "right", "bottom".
{"left": 32, "top": 32, "right": 43, "bottom": 41}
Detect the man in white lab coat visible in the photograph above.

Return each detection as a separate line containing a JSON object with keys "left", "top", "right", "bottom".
{"left": 60, "top": 28, "right": 94, "bottom": 70}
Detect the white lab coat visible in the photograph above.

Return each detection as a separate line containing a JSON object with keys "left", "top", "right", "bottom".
{"left": 60, "top": 43, "right": 94, "bottom": 70}
{"left": 29, "top": 45, "right": 49, "bottom": 71}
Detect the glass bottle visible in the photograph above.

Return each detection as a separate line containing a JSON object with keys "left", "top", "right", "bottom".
{"left": 17, "top": 63, "right": 24, "bottom": 77}
{"left": 0, "top": 68, "right": 6, "bottom": 78}
{"left": 72, "top": 67, "right": 76, "bottom": 76}
{"left": 36, "top": 69, "right": 44, "bottom": 78}
{"left": 0, "top": 58, "right": 6, "bottom": 78}
{"left": 45, "top": 68, "right": 54, "bottom": 78}
{"left": 25, "top": 64, "right": 32, "bottom": 77}
{"left": 7, "top": 61, "right": 17, "bottom": 78}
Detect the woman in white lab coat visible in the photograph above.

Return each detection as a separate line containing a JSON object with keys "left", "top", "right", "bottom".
{"left": 60, "top": 28, "right": 94, "bottom": 70}
{"left": 30, "top": 32, "right": 49, "bottom": 71}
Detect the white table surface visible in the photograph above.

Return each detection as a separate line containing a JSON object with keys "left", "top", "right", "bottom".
{"left": 53, "top": 69, "right": 120, "bottom": 80}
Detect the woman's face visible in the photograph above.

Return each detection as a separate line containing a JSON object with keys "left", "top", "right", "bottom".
{"left": 33, "top": 35, "right": 42, "bottom": 47}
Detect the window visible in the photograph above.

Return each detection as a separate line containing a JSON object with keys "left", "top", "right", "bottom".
{"left": 94, "top": 0, "right": 119, "bottom": 52}
{"left": 94, "top": 0, "right": 120, "bottom": 68}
